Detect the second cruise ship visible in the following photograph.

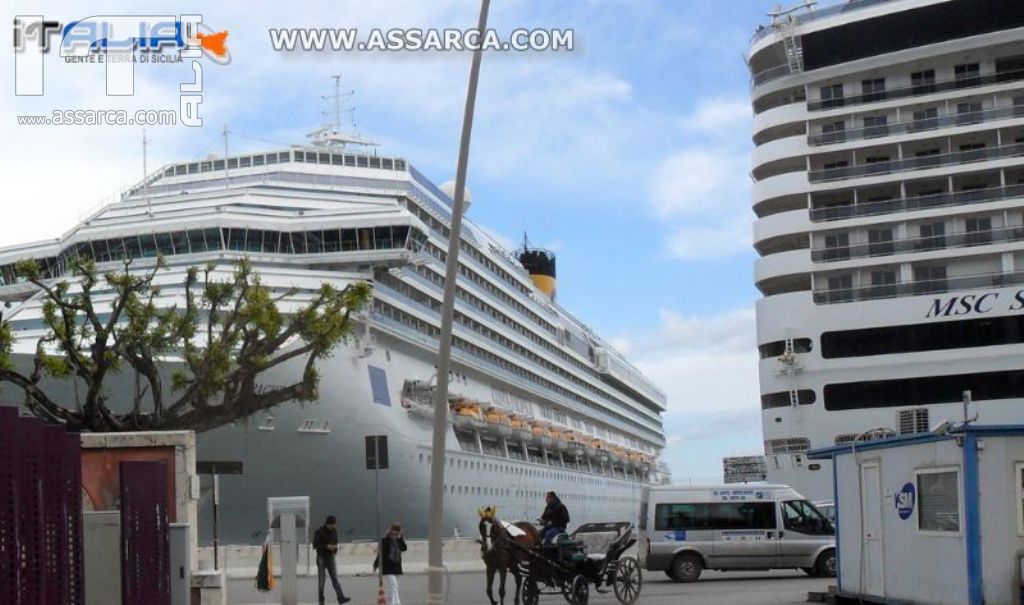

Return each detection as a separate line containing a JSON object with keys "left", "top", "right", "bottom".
{"left": 0, "top": 127, "right": 668, "bottom": 542}
{"left": 748, "top": 0, "right": 1024, "bottom": 500}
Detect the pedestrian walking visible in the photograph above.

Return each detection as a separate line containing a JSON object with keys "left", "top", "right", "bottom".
{"left": 373, "top": 523, "right": 408, "bottom": 605}
{"left": 313, "top": 515, "right": 351, "bottom": 604}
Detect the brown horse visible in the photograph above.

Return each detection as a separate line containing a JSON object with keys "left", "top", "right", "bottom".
{"left": 478, "top": 507, "right": 540, "bottom": 605}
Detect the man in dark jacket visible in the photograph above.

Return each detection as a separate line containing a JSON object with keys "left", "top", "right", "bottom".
{"left": 540, "top": 491, "right": 570, "bottom": 545}
{"left": 373, "top": 523, "right": 408, "bottom": 604}
{"left": 313, "top": 515, "right": 351, "bottom": 604}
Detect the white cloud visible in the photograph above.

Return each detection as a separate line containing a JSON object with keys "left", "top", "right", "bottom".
{"left": 664, "top": 216, "right": 751, "bottom": 261}
{"left": 619, "top": 306, "right": 761, "bottom": 483}
{"left": 683, "top": 96, "right": 751, "bottom": 135}
{"left": 647, "top": 94, "right": 754, "bottom": 261}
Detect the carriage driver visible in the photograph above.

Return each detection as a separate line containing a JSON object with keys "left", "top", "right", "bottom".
{"left": 539, "top": 491, "right": 570, "bottom": 545}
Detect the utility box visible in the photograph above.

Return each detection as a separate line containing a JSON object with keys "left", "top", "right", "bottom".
{"left": 169, "top": 523, "right": 192, "bottom": 605}
{"left": 810, "top": 425, "right": 1024, "bottom": 605}
{"left": 84, "top": 511, "right": 122, "bottom": 605}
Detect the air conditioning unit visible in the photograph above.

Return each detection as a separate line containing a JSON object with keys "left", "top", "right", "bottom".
{"left": 897, "top": 408, "right": 930, "bottom": 435}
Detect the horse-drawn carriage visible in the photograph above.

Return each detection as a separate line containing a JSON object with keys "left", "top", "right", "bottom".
{"left": 514, "top": 521, "right": 642, "bottom": 605}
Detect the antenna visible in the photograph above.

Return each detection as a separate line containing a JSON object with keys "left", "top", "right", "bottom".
{"left": 307, "top": 75, "right": 377, "bottom": 149}
{"left": 142, "top": 128, "right": 151, "bottom": 214}
{"left": 322, "top": 74, "right": 354, "bottom": 134}
{"left": 222, "top": 124, "right": 230, "bottom": 183}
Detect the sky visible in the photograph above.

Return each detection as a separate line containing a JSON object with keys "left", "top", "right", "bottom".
{"left": 2, "top": 0, "right": 779, "bottom": 483}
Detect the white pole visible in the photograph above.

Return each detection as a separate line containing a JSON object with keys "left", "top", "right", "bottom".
{"left": 280, "top": 512, "right": 297, "bottom": 605}
{"left": 427, "top": 1, "right": 491, "bottom": 603}
{"left": 142, "top": 128, "right": 150, "bottom": 214}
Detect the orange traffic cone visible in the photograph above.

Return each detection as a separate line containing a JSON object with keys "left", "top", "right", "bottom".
{"left": 377, "top": 582, "right": 387, "bottom": 605}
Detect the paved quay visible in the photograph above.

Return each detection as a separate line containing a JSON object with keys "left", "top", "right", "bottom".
{"left": 229, "top": 569, "right": 832, "bottom": 604}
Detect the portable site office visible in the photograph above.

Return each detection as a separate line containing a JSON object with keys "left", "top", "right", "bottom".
{"left": 809, "top": 425, "right": 1024, "bottom": 605}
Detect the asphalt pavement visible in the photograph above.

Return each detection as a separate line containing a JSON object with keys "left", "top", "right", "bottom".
{"left": 229, "top": 569, "right": 832, "bottom": 604}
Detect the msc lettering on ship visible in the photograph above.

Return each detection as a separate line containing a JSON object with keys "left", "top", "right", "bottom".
{"left": 925, "top": 290, "right": 1024, "bottom": 318}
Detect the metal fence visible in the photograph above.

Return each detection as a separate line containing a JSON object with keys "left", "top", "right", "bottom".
{"left": 0, "top": 406, "right": 84, "bottom": 605}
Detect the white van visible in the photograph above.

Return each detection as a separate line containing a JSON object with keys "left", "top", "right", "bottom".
{"left": 638, "top": 484, "right": 835, "bottom": 582}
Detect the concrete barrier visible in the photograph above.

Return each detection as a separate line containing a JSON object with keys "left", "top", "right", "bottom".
{"left": 197, "top": 538, "right": 485, "bottom": 579}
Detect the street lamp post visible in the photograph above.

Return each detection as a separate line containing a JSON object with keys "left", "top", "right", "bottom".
{"left": 426, "top": 1, "right": 491, "bottom": 603}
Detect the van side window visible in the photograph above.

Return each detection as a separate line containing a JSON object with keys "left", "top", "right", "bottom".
{"left": 655, "top": 502, "right": 776, "bottom": 531}
{"left": 782, "top": 500, "right": 834, "bottom": 535}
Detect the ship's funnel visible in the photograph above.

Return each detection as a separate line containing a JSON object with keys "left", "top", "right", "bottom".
{"left": 517, "top": 234, "right": 556, "bottom": 299}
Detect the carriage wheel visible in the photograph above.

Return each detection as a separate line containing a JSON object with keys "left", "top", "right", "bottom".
{"left": 569, "top": 575, "right": 589, "bottom": 605}
{"left": 523, "top": 578, "right": 540, "bottom": 605}
{"left": 611, "top": 556, "right": 642, "bottom": 605}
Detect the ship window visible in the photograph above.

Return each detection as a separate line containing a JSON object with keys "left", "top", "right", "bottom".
{"left": 187, "top": 230, "right": 207, "bottom": 253}
{"left": 107, "top": 238, "right": 126, "bottom": 261}
{"left": 245, "top": 230, "right": 265, "bottom": 252}
{"left": 200, "top": 161, "right": 212, "bottom": 173}
{"left": 294, "top": 151, "right": 306, "bottom": 162}
{"left": 306, "top": 230, "right": 324, "bottom": 254}
{"left": 187, "top": 162, "right": 199, "bottom": 174}
{"left": 344, "top": 155, "right": 356, "bottom": 167}
{"left": 291, "top": 232, "right": 308, "bottom": 254}
{"left": 227, "top": 158, "right": 239, "bottom": 169}
{"left": 205, "top": 228, "right": 222, "bottom": 250}
{"left": 369, "top": 157, "right": 381, "bottom": 169}
{"left": 155, "top": 232, "right": 174, "bottom": 255}
{"left": 374, "top": 226, "right": 394, "bottom": 249}
{"left": 265, "top": 154, "right": 278, "bottom": 165}
{"left": 92, "top": 239, "right": 111, "bottom": 262}
{"left": 358, "top": 228, "right": 374, "bottom": 250}
{"left": 820, "top": 84, "right": 844, "bottom": 109}
{"left": 760, "top": 390, "right": 816, "bottom": 409}
{"left": 341, "top": 229, "right": 358, "bottom": 251}
{"left": 955, "top": 63, "right": 980, "bottom": 88}
{"left": 213, "top": 160, "right": 225, "bottom": 170}
{"left": 861, "top": 78, "right": 886, "bottom": 102}
{"left": 137, "top": 235, "right": 156, "bottom": 258}
{"left": 383, "top": 159, "right": 394, "bottom": 170}
{"left": 825, "top": 369, "right": 1024, "bottom": 410}
{"left": 123, "top": 236, "right": 142, "bottom": 259}
{"left": 239, "top": 156, "right": 251, "bottom": 168}
{"left": 323, "top": 229, "right": 341, "bottom": 253}
{"left": 174, "top": 164, "right": 187, "bottom": 176}
{"left": 252, "top": 154, "right": 265, "bottom": 166}
{"left": 227, "top": 229, "right": 246, "bottom": 251}
{"left": 171, "top": 231, "right": 189, "bottom": 255}
{"left": 357, "top": 155, "right": 369, "bottom": 167}
{"left": 368, "top": 365, "right": 391, "bottom": 406}
{"left": 395, "top": 160, "right": 406, "bottom": 170}
{"left": 279, "top": 151, "right": 291, "bottom": 163}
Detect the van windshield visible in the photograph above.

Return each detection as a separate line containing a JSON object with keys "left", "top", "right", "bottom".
{"left": 782, "top": 500, "right": 834, "bottom": 535}
{"left": 655, "top": 501, "right": 777, "bottom": 531}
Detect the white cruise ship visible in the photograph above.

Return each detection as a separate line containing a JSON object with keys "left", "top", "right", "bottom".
{"left": 748, "top": 0, "right": 1024, "bottom": 501}
{"left": 0, "top": 130, "right": 668, "bottom": 542}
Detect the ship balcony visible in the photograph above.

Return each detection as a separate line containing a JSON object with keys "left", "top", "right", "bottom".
{"left": 809, "top": 183, "right": 1024, "bottom": 223}
{"left": 755, "top": 249, "right": 811, "bottom": 284}
{"left": 754, "top": 209, "right": 812, "bottom": 247}
{"left": 754, "top": 102, "right": 809, "bottom": 145}
{"left": 811, "top": 224, "right": 1024, "bottom": 263}
{"left": 812, "top": 269, "right": 1024, "bottom": 304}
{"left": 752, "top": 134, "right": 808, "bottom": 178}
{"left": 753, "top": 171, "right": 810, "bottom": 206}
{"left": 808, "top": 141, "right": 1024, "bottom": 184}
{"left": 807, "top": 68, "right": 1024, "bottom": 113}
{"left": 808, "top": 102, "right": 1024, "bottom": 147}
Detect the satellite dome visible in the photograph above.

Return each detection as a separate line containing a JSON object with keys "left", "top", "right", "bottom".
{"left": 439, "top": 180, "right": 472, "bottom": 210}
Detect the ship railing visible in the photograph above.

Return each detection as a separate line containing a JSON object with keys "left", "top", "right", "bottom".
{"left": 813, "top": 269, "right": 1024, "bottom": 304}
{"left": 808, "top": 142, "right": 1024, "bottom": 183}
{"left": 810, "top": 184, "right": 1024, "bottom": 222}
{"left": 808, "top": 103, "right": 1024, "bottom": 146}
{"left": 807, "top": 68, "right": 1024, "bottom": 112}
{"left": 811, "top": 225, "right": 1024, "bottom": 263}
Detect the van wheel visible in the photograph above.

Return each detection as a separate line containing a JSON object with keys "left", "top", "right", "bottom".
{"left": 670, "top": 553, "right": 702, "bottom": 583}
{"left": 815, "top": 549, "right": 837, "bottom": 578}
{"left": 801, "top": 566, "right": 819, "bottom": 577}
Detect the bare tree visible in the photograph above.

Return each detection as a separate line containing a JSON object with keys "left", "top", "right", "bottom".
{"left": 0, "top": 256, "right": 371, "bottom": 432}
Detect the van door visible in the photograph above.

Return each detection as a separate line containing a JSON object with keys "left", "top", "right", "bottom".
{"left": 709, "top": 501, "right": 778, "bottom": 569}
{"left": 776, "top": 499, "right": 835, "bottom": 568}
